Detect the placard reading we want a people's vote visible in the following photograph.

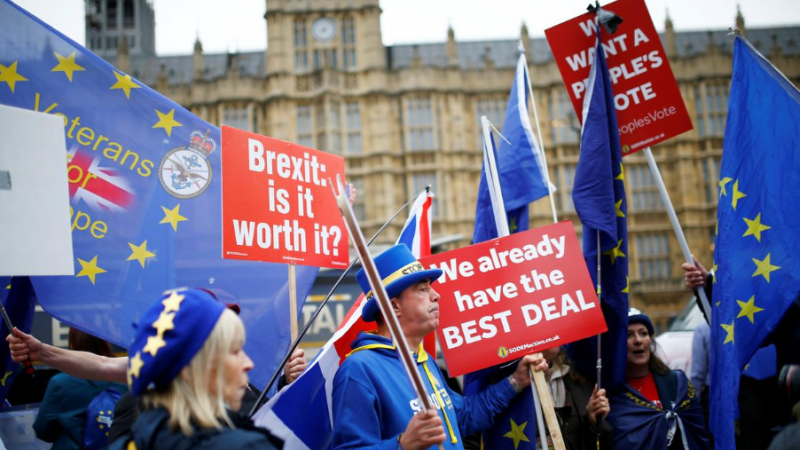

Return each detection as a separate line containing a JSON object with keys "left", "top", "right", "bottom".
{"left": 420, "top": 222, "right": 607, "bottom": 376}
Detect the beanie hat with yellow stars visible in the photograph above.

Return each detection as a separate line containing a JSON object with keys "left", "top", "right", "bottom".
{"left": 127, "top": 288, "right": 225, "bottom": 395}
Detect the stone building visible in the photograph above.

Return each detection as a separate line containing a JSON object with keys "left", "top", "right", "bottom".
{"left": 92, "top": 0, "right": 800, "bottom": 331}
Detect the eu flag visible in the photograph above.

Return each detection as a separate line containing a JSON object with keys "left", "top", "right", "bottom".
{"left": 473, "top": 48, "right": 550, "bottom": 244}
{"left": 569, "top": 34, "right": 629, "bottom": 392}
{"left": 710, "top": 36, "right": 800, "bottom": 450}
{"left": 0, "top": 0, "right": 317, "bottom": 391}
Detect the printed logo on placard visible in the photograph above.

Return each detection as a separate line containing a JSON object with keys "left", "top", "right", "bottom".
{"left": 497, "top": 346, "right": 509, "bottom": 358}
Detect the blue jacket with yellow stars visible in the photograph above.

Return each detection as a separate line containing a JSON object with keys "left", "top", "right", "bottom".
{"left": 332, "top": 332, "right": 520, "bottom": 450}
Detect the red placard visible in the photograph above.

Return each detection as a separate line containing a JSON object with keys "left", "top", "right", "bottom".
{"left": 420, "top": 222, "right": 607, "bottom": 377}
{"left": 221, "top": 126, "right": 349, "bottom": 268}
{"left": 545, "top": 0, "right": 692, "bottom": 155}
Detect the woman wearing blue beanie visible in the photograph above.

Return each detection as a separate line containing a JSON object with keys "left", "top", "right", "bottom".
{"left": 110, "top": 288, "right": 282, "bottom": 450}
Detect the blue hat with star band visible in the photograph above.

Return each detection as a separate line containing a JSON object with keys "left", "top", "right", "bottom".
{"left": 356, "top": 244, "right": 443, "bottom": 322}
{"left": 127, "top": 288, "right": 225, "bottom": 395}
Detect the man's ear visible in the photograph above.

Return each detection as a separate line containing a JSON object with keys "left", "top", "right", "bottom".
{"left": 391, "top": 298, "right": 401, "bottom": 317}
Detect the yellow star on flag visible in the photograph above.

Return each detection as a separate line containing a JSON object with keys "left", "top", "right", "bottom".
{"left": 76, "top": 255, "right": 106, "bottom": 285}
{"left": 51, "top": 51, "right": 85, "bottom": 82}
{"left": 153, "top": 109, "right": 183, "bottom": 137}
{"left": 615, "top": 199, "right": 625, "bottom": 218}
{"left": 615, "top": 162, "right": 625, "bottom": 181}
{"left": 143, "top": 335, "right": 167, "bottom": 357}
{"left": 160, "top": 204, "right": 187, "bottom": 231}
{"left": 732, "top": 180, "right": 746, "bottom": 210}
{"left": 752, "top": 254, "right": 780, "bottom": 283}
{"left": 736, "top": 296, "right": 764, "bottom": 324}
{"left": 503, "top": 418, "right": 531, "bottom": 450}
{"left": 0, "top": 61, "right": 28, "bottom": 93}
{"left": 162, "top": 291, "right": 185, "bottom": 313}
{"left": 603, "top": 239, "right": 626, "bottom": 265}
{"left": 110, "top": 71, "right": 141, "bottom": 99}
{"left": 127, "top": 240, "right": 156, "bottom": 268}
{"left": 152, "top": 312, "right": 175, "bottom": 336}
{"left": 711, "top": 260, "right": 718, "bottom": 284}
{"left": 622, "top": 276, "right": 629, "bottom": 293}
{"left": 129, "top": 352, "right": 144, "bottom": 379}
{"left": 721, "top": 321, "right": 735, "bottom": 344}
{"left": 743, "top": 213, "right": 771, "bottom": 242}
{"left": 719, "top": 177, "right": 733, "bottom": 196}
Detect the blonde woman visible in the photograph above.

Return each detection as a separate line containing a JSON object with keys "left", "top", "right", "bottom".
{"left": 110, "top": 288, "right": 282, "bottom": 450}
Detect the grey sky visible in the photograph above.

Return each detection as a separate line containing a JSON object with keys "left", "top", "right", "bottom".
{"left": 12, "top": 0, "right": 800, "bottom": 55}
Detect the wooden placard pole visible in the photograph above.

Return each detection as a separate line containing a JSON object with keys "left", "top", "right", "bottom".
{"left": 288, "top": 263, "right": 298, "bottom": 342}
{"left": 332, "top": 176, "right": 445, "bottom": 450}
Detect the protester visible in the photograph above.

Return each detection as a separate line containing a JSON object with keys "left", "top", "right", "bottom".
{"left": 537, "top": 346, "right": 613, "bottom": 450}
{"left": 33, "top": 328, "right": 127, "bottom": 450}
{"left": 108, "top": 288, "right": 282, "bottom": 450}
{"left": 606, "top": 309, "right": 709, "bottom": 450}
{"left": 332, "top": 244, "right": 547, "bottom": 450}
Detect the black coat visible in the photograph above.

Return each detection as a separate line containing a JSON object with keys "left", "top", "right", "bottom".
{"left": 108, "top": 408, "right": 283, "bottom": 450}
{"left": 560, "top": 374, "right": 613, "bottom": 450}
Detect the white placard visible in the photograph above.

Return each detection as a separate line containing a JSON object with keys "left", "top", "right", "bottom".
{"left": 0, "top": 104, "right": 74, "bottom": 276}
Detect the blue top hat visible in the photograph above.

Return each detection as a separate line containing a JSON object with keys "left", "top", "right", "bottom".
{"left": 356, "top": 244, "right": 443, "bottom": 322}
{"left": 127, "top": 288, "right": 225, "bottom": 395}
{"left": 628, "top": 307, "right": 654, "bottom": 336}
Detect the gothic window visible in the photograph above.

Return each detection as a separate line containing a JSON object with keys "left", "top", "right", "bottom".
{"left": 107, "top": 0, "right": 118, "bottom": 29}
{"left": 123, "top": 0, "right": 135, "bottom": 28}
{"left": 636, "top": 233, "right": 671, "bottom": 280}
{"left": 549, "top": 90, "right": 579, "bottom": 145}
{"left": 346, "top": 102, "right": 362, "bottom": 154}
{"left": 328, "top": 101, "right": 342, "bottom": 153}
{"left": 701, "top": 157, "right": 721, "bottom": 204}
{"left": 553, "top": 164, "right": 576, "bottom": 213}
{"left": 405, "top": 97, "right": 435, "bottom": 151}
{"left": 294, "top": 20, "right": 308, "bottom": 72}
{"left": 627, "top": 165, "right": 664, "bottom": 211}
{"left": 223, "top": 106, "right": 252, "bottom": 132}
{"left": 695, "top": 83, "right": 729, "bottom": 138}
{"left": 297, "top": 105, "right": 313, "bottom": 148}
{"left": 342, "top": 17, "right": 357, "bottom": 69}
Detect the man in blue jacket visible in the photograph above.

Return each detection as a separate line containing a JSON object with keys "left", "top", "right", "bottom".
{"left": 332, "top": 244, "right": 546, "bottom": 450}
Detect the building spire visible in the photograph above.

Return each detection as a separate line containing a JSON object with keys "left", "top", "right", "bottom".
{"left": 736, "top": 4, "right": 747, "bottom": 37}
{"left": 665, "top": 9, "right": 676, "bottom": 57}
{"left": 446, "top": 25, "right": 458, "bottom": 67}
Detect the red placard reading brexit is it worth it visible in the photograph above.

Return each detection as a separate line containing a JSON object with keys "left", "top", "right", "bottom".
{"left": 420, "top": 222, "right": 607, "bottom": 377}
{"left": 221, "top": 126, "right": 349, "bottom": 269}
{"left": 545, "top": 0, "right": 693, "bottom": 155}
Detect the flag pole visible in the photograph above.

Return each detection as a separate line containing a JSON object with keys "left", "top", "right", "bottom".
{"left": 249, "top": 188, "right": 431, "bottom": 416}
{"left": 643, "top": 147, "right": 713, "bottom": 318}
{"left": 482, "top": 116, "right": 566, "bottom": 450}
{"left": 520, "top": 46, "right": 559, "bottom": 224}
{"left": 596, "top": 230, "right": 602, "bottom": 391}
{"left": 288, "top": 264, "right": 298, "bottom": 342}
{"left": 332, "top": 176, "right": 446, "bottom": 450}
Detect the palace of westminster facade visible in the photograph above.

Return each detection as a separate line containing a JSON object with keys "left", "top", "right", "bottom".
{"left": 87, "top": 0, "right": 800, "bottom": 331}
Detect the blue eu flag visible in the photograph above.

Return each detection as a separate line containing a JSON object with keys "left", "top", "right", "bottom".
{"left": 710, "top": 36, "right": 800, "bottom": 450}
{"left": 473, "top": 49, "right": 550, "bottom": 244}
{"left": 0, "top": 0, "right": 317, "bottom": 391}
{"left": 568, "top": 34, "right": 629, "bottom": 392}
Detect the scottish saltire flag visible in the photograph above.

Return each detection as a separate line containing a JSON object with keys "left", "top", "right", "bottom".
{"left": 473, "top": 47, "right": 550, "bottom": 243}
{"left": 710, "top": 36, "right": 800, "bottom": 450}
{"left": 0, "top": 277, "right": 35, "bottom": 407}
{"left": 256, "top": 190, "right": 434, "bottom": 449}
{"left": 0, "top": 0, "right": 317, "bottom": 390}
{"left": 568, "top": 33, "right": 629, "bottom": 392}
